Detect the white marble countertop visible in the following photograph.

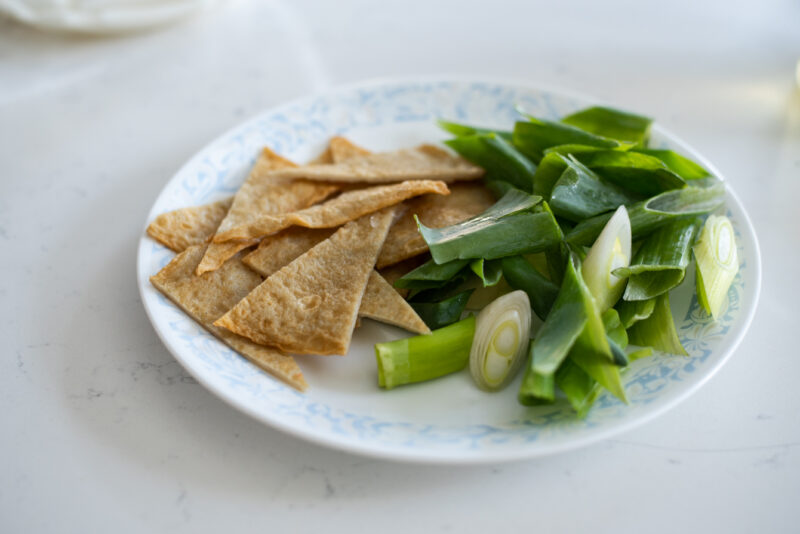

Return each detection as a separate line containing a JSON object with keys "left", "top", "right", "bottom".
{"left": 2, "top": 1, "right": 798, "bottom": 532}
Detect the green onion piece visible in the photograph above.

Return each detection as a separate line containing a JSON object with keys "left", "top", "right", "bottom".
{"left": 581, "top": 205, "right": 632, "bottom": 311}
{"left": 409, "top": 290, "right": 473, "bottom": 330}
{"left": 615, "top": 217, "right": 702, "bottom": 301}
{"left": 445, "top": 134, "right": 536, "bottom": 193}
{"left": 532, "top": 152, "right": 568, "bottom": 199}
{"left": 513, "top": 118, "right": 625, "bottom": 163}
{"left": 533, "top": 146, "right": 612, "bottom": 199}
{"left": 568, "top": 314, "right": 626, "bottom": 401}
{"left": 500, "top": 255, "right": 559, "bottom": 320}
{"left": 543, "top": 144, "right": 610, "bottom": 156}
{"left": 469, "top": 291, "right": 532, "bottom": 391}
{"left": 573, "top": 150, "right": 686, "bottom": 196}
{"left": 628, "top": 347, "right": 654, "bottom": 362}
{"left": 518, "top": 255, "right": 615, "bottom": 403}
{"left": 545, "top": 241, "right": 569, "bottom": 285}
{"left": 693, "top": 215, "right": 738, "bottom": 319}
{"left": 470, "top": 258, "right": 503, "bottom": 287}
{"left": 634, "top": 149, "right": 711, "bottom": 181}
{"left": 561, "top": 106, "right": 653, "bottom": 147}
{"left": 375, "top": 316, "right": 476, "bottom": 390}
{"left": 465, "top": 279, "right": 513, "bottom": 310}
{"left": 602, "top": 308, "right": 628, "bottom": 350}
{"left": 565, "top": 182, "right": 725, "bottom": 246}
{"left": 436, "top": 119, "right": 513, "bottom": 141}
{"left": 417, "top": 190, "right": 563, "bottom": 263}
{"left": 616, "top": 298, "right": 656, "bottom": 328}
{"left": 484, "top": 178, "right": 519, "bottom": 199}
{"left": 557, "top": 344, "right": 650, "bottom": 417}
{"left": 627, "top": 292, "right": 687, "bottom": 356}
{"left": 550, "top": 156, "right": 641, "bottom": 222}
{"left": 394, "top": 258, "right": 470, "bottom": 289}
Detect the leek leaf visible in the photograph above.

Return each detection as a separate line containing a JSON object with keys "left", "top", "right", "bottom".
{"left": 394, "top": 258, "right": 470, "bottom": 289}
{"left": 634, "top": 149, "right": 711, "bottom": 181}
{"left": 565, "top": 182, "right": 725, "bottom": 246}
{"left": 575, "top": 150, "right": 686, "bottom": 195}
{"left": 518, "top": 258, "right": 589, "bottom": 404}
{"left": 616, "top": 217, "right": 701, "bottom": 301}
{"left": 500, "top": 255, "right": 559, "bottom": 320}
{"left": 561, "top": 106, "right": 653, "bottom": 146}
{"left": 513, "top": 118, "right": 624, "bottom": 163}
{"left": 375, "top": 316, "right": 475, "bottom": 389}
{"left": 470, "top": 258, "right": 503, "bottom": 287}
{"left": 549, "top": 156, "right": 642, "bottom": 222}
{"left": 616, "top": 298, "right": 656, "bottom": 328}
{"left": 530, "top": 258, "right": 598, "bottom": 375}
{"left": 484, "top": 178, "right": 519, "bottom": 199}
{"left": 409, "top": 290, "right": 473, "bottom": 330}
{"left": 532, "top": 152, "right": 569, "bottom": 198}
{"left": 628, "top": 292, "right": 687, "bottom": 356}
{"left": 445, "top": 134, "right": 536, "bottom": 192}
{"left": 437, "top": 119, "right": 513, "bottom": 141}
{"left": 602, "top": 308, "right": 628, "bottom": 350}
{"left": 417, "top": 190, "right": 563, "bottom": 264}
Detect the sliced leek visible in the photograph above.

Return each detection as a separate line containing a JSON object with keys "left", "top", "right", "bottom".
{"left": 549, "top": 156, "right": 641, "bottom": 222}
{"left": 628, "top": 292, "right": 687, "bottom": 356}
{"left": 469, "top": 291, "right": 532, "bottom": 391}
{"left": 375, "top": 316, "right": 475, "bottom": 390}
{"left": 615, "top": 217, "right": 701, "bottom": 301}
{"left": 565, "top": 182, "right": 725, "bottom": 246}
{"left": 616, "top": 298, "right": 656, "bottom": 329}
{"left": 500, "top": 255, "right": 559, "bottom": 320}
{"left": 417, "top": 190, "right": 562, "bottom": 264}
{"left": 581, "top": 205, "right": 632, "bottom": 311}
{"left": 693, "top": 215, "right": 738, "bottom": 319}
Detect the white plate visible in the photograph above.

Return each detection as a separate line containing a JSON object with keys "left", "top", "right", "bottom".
{"left": 137, "top": 78, "right": 761, "bottom": 464}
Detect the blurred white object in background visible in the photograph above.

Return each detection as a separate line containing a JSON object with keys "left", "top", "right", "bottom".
{"left": 0, "top": 0, "right": 217, "bottom": 33}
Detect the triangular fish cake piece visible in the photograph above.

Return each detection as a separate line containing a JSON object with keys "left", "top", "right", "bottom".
{"left": 214, "top": 207, "right": 397, "bottom": 355}
{"left": 359, "top": 271, "right": 430, "bottom": 334}
{"left": 241, "top": 227, "right": 428, "bottom": 333}
{"left": 376, "top": 182, "right": 495, "bottom": 268}
{"left": 150, "top": 244, "right": 307, "bottom": 391}
{"left": 265, "top": 145, "right": 484, "bottom": 184}
{"left": 196, "top": 147, "right": 340, "bottom": 275}
{"left": 242, "top": 227, "right": 337, "bottom": 278}
{"left": 329, "top": 136, "right": 371, "bottom": 162}
{"left": 213, "top": 179, "right": 449, "bottom": 242}
{"left": 147, "top": 196, "right": 233, "bottom": 252}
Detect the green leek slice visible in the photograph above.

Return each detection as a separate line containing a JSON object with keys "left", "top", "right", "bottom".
{"left": 470, "top": 258, "right": 503, "bottom": 287}
{"left": 375, "top": 316, "right": 475, "bottom": 390}
{"left": 436, "top": 119, "right": 513, "bottom": 141}
{"left": 627, "top": 292, "right": 687, "bottom": 356}
{"left": 634, "top": 149, "right": 711, "bottom": 181}
{"left": 500, "top": 255, "right": 559, "bottom": 320}
{"left": 561, "top": 106, "right": 653, "bottom": 146}
{"left": 394, "top": 258, "right": 469, "bottom": 290}
{"left": 615, "top": 217, "right": 701, "bottom": 301}
{"left": 565, "top": 182, "right": 725, "bottom": 246}
{"left": 549, "top": 156, "right": 641, "bottom": 222}
{"left": 409, "top": 290, "right": 473, "bottom": 330}
{"left": 616, "top": 298, "right": 656, "bottom": 328}
{"left": 445, "top": 134, "right": 536, "bottom": 193}
{"left": 417, "top": 190, "right": 562, "bottom": 264}
{"left": 513, "top": 117, "right": 625, "bottom": 163}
